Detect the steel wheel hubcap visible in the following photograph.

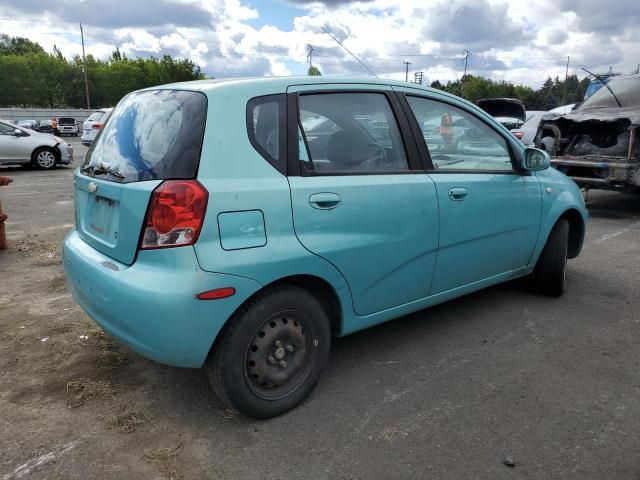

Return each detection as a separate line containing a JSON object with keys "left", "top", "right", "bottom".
{"left": 245, "top": 312, "right": 313, "bottom": 399}
{"left": 37, "top": 151, "right": 55, "bottom": 167}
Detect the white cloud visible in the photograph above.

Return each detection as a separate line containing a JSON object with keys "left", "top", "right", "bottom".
{"left": 1, "top": 0, "right": 638, "bottom": 87}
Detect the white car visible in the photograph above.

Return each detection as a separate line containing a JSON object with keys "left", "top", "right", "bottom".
{"left": 81, "top": 108, "right": 113, "bottom": 146}
{"left": 57, "top": 117, "right": 79, "bottom": 136}
{"left": 0, "top": 120, "right": 73, "bottom": 169}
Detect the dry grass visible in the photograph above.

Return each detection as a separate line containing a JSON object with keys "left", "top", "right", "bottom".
{"left": 97, "top": 346, "right": 128, "bottom": 366}
{"left": 81, "top": 320, "right": 107, "bottom": 339}
{"left": 142, "top": 446, "right": 180, "bottom": 463}
{"left": 66, "top": 378, "right": 116, "bottom": 405}
{"left": 109, "top": 408, "right": 147, "bottom": 433}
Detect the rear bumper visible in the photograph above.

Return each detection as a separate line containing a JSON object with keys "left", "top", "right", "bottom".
{"left": 63, "top": 230, "right": 262, "bottom": 368}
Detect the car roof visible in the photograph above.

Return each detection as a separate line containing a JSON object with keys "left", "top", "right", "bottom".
{"left": 141, "top": 76, "right": 459, "bottom": 100}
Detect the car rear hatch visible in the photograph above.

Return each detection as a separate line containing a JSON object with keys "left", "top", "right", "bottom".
{"left": 75, "top": 89, "right": 207, "bottom": 265}
{"left": 476, "top": 98, "right": 526, "bottom": 123}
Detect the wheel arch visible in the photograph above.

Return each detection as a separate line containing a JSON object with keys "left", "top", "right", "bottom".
{"left": 31, "top": 145, "right": 61, "bottom": 164}
{"left": 559, "top": 208, "right": 585, "bottom": 259}
{"left": 206, "top": 273, "right": 344, "bottom": 365}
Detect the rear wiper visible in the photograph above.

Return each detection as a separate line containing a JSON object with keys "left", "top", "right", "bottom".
{"left": 81, "top": 162, "right": 125, "bottom": 180}
{"left": 582, "top": 67, "right": 623, "bottom": 107}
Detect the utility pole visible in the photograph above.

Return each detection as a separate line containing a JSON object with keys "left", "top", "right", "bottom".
{"left": 561, "top": 55, "right": 570, "bottom": 105}
{"left": 306, "top": 44, "right": 315, "bottom": 70}
{"left": 414, "top": 71, "right": 424, "bottom": 85}
{"left": 636, "top": 64, "right": 640, "bottom": 74}
{"left": 460, "top": 49, "right": 471, "bottom": 99}
{"left": 80, "top": 22, "right": 90, "bottom": 109}
{"left": 403, "top": 61, "right": 411, "bottom": 82}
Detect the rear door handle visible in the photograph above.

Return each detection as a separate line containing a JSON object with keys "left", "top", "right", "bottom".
{"left": 448, "top": 187, "right": 468, "bottom": 201}
{"left": 309, "top": 192, "right": 341, "bottom": 210}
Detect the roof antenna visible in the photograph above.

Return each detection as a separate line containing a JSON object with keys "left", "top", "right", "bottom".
{"left": 320, "top": 27, "right": 378, "bottom": 78}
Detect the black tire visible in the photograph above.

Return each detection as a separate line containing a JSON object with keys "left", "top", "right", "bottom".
{"left": 32, "top": 147, "right": 57, "bottom": 170}
{"left": 205, "top": 285, "right": 331, "bottom": 419}
{"left": 533, "top": 219, "right": 569, "bottom": 296}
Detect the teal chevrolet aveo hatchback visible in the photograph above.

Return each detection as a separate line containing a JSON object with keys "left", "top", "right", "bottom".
{"left": 64, "top": 77, "right": 588, "bottom": 418}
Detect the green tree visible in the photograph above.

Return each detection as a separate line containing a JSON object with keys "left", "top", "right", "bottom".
{"left": 308, "top": 66, "right": 321, "bottom": 76}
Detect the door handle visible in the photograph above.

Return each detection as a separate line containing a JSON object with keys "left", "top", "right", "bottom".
{"left": 309, "top": 192, "right": 341, "bottom": 210}
{"left": 448, "top": 187, "right": 468, "bottom": 201}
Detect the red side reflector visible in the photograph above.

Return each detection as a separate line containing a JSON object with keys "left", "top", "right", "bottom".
{"left": 197, "top": 287, "right": 236, "bottom": 300}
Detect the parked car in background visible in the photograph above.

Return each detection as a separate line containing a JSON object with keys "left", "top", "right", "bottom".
{"left": 0, "top": 119, "right": 73, "bottom": 169}
{"left": 57, "top": 117, "right": 79, "bottom": 136}
{"left": 510, "top": 110, "right": 545, "bottom": 146}
{"left": 17, "top": 120, "right": 38, "bottom": 130}
{"left": 476, "top": 98, "right": 526, "bottom": 130}
{"left": 64, "top": 77, "right": 587, "bottom": 419}
{"left": 81, "top": 108, "right": 113, "bottom": 146}
{"left": 538, "top": 74, "right": 640, "bottom": 193}
{"left": 37, "top": 120, "right": 55, "bottom": 134}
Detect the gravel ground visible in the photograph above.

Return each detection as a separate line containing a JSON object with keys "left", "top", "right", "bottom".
{"left": 1, "top": 144, "right": 639, "bottom": 479}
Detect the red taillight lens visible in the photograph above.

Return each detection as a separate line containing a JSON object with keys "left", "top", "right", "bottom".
{"left": 92, "top": 124, "right": 103, "bottom": 129}
{"left": 140, "top": 180, "right": 208, "bottom": 249}
{"left": 512, "top": 131, "right": 524, "bottom": 140}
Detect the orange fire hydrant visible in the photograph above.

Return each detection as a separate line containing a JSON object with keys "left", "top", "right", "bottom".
{"left": 0, "top": 175, "right": 13, "bottom": 250}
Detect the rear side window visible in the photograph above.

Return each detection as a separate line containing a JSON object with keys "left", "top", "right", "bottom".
{"left": 82, "top": 90, "right": 207, "bottom": 183}
{"left": 247, "top": 94, "right": 286, "bottom": 174}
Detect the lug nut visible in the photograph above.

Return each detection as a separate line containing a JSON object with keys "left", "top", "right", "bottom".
{"left": 268, "top": 356, "right": 276, "bottom": 365}
{"left": 275, "top": 340, "right": 283, "bottom": 348}
{"left": 286, "top": 344, "right": 294, "bottom": 352}
{"left": 279, "top": 360, "right": 288, "bottom": 368}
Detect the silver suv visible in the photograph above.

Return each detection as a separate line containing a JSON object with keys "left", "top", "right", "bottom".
{"left": 81, "top": 108, "right": 113, "bottom": 146}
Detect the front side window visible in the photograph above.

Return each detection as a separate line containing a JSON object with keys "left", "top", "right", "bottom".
{"left": 0, "top": 122, "right": 15, "bottom": 136}
{"left": 298, "top": 92, "right": 409, "bottom": 174}
{"left": 406, "top": 96, "right": 513, "bottom": 172}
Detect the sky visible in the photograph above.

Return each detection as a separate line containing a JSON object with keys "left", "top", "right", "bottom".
{"left": 0, "top": 0, "right": 639, "bottom": 88}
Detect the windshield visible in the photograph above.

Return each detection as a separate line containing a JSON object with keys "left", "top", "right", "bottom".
{"left": 82, "top": 89, "right": 207, "bottom": 183}
{"left": 579, "top": 75, "right": 640, "bottom": 110}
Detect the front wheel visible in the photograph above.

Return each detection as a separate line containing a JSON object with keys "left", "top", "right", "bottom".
{"left": 32, "top": 147, "right": 57, "bottom": 170}
{"left": 532, "top": 219, "right": 569, "bottom": 296}
{"left": 205, "top": 285, "right": 331, "bottom": 419}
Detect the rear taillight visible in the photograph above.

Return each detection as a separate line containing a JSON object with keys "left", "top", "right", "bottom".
{"left": 512, "top": 131, "right": 524, "bottom": 140}
{"left": 92, "top": 124, "right": 103, "bottom": 129}
{"left": 140, "top": 180, "right": 208, "bottom": 250}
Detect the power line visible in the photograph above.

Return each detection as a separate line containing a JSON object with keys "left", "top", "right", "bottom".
{"left": 320, "top": 27, "right": 378, "bottom": 78}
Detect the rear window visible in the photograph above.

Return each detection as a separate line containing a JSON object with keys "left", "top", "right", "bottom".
{"left": 59, "top": 117, "right": 75, "bottom": 124}
{"left": 86, "top": 111, "right": 106, "bottom": 122}
{"left": 82, "top": 90, "right": 207, "bottom": 183}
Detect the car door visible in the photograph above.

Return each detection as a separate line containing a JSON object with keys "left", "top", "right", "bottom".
{"left": 287, "top": 85, "right": 439, "bottom": 316}
{"left": 0, "top": 121, "right": 30, "bottom": 162}
{"left": 399, "top": 91, "right": 542, "bottom": 295}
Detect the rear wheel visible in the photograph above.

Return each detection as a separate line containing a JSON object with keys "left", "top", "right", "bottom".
{"left": 205, "top": 285, "right": 331, "bottom": 419}
{"left": 532, "top": 219, "right": 569, "bottom": 296}
{"left": 32, "top": 147, "right": 57, "bottom": 170}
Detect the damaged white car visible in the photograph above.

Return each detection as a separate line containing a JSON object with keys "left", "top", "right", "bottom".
{"left": 537, "top": 74, "right": 639, "bottom": 193}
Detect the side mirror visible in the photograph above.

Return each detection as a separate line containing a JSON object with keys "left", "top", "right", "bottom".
{"left": 523, "top": 147, "right": 550, "bottom": 171}
{"left": 14, "top": 129, "right": 24, "bottom": 136}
